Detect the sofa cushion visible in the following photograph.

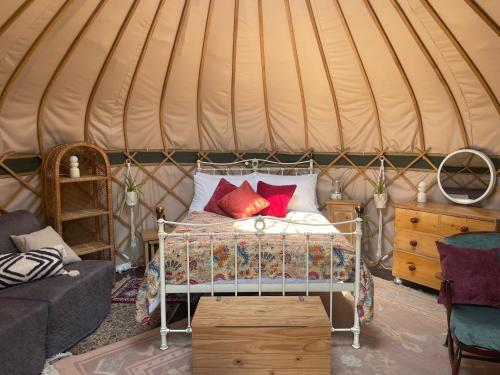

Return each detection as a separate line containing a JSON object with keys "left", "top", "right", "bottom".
{"left": 0, "top": 260, "right": 113, "bottom": 356}
{"left": 11, "top": 226, "right": 81, "bottom": 265}
{"left": 436, "top": 242, "right": 500, "bottom": 307}
{"left": 0, "top": 298, "right": 48, "bottom": 375}
{"left": 451, "top": 304, "right": 500, "bottom": 351}
{"left": 0, "top": 247, "right": 66, "bottom": 289}
{"left": 0, "top": 210, "right": 41, "bottom": 255}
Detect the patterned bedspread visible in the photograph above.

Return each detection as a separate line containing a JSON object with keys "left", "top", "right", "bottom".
{"left": 136, "top": 211, "right": 374, "bottom": 325}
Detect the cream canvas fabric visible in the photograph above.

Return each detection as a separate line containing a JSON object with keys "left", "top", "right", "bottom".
{"left": 0, "top": 0, "right": 498, "bottom": 156}
{"left": 0, "top": 1, "right": 498, "bottom": 263}
{"left": 11, "top": 226, "right": 81, "bottom": 265}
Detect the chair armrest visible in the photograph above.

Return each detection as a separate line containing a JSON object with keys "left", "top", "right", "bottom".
{"left": 434, "top": 272, "right": 454, "bottom": 328}
{"left": 435, "top": 272, "right": 454, "bottom": 283}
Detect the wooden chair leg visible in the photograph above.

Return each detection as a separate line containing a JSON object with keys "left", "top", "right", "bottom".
{"left": 452, "top": 346, "right": 462, "bottom": 375}
{"left": 447, "top": 332, "right": 455, "bottom": 365}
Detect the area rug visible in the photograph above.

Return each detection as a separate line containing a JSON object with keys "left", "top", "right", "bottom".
{"left": 55, "top": 277, "right": 499, "bottom": 374}
{"left": 112, "top": 276, "right": 197, "bottom": 304}
{"left": 69, "top": 300, "right": 166, "bottom": 355}
{"left": 72, "top": 272, "right": 195, "bottom": 355}
{"left": 111, "top": 277, "right": 143, "bottom": 304}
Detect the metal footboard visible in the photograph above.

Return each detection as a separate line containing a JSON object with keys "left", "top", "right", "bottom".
{"left": 156, "top": 208, "right": 364, "bottom": 351}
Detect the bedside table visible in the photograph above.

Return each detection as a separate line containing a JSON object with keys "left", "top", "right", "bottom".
{"left": 141, "top": 229, "right": 158, "bottom": 266}
{"left": 325, "top": 199, "right": 362, "bottom": 245}
{"left": 141, "top": 226, "right": 174, "bottom": 266}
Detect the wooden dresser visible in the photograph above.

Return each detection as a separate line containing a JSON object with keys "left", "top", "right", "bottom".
{"left": 393, "top": 201, "right": 500, "bottom": 289}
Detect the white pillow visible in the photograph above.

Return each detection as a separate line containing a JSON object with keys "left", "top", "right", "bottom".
{"left": 189, "top": 172, "right": 257, "bottom": 212}
{"left": 255, "top": 172, "right": 319, "bottom": 212}
{"left": 11, "top": 226, "right": 81, "bottom": 265}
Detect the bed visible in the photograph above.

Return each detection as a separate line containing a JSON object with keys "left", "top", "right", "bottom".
{"left": 135, "top": 159, "right": 374, "bottom": 350}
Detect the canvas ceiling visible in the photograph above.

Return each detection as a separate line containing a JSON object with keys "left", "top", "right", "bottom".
{"left": 0, "top": 0, "right": 499, "bottom": 156}
{"left": 0, "top": 0, "right": 499, "bottom": 265}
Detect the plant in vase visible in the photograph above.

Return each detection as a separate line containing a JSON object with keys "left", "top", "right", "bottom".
{"left": 118, "top": 174, "right": 143, "bottom": 215}
{"left": 373, "top": 177, "right": 387, "bottom": 209}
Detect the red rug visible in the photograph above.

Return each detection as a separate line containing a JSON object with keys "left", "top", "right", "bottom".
{"left": 111, "top": 277, "right": 198, "bottom": 304}
{"left": 111, "top": 278, "right": 142, "bottom": 304}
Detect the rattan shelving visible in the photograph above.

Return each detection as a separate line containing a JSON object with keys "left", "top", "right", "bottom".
{"left": 42, "top": 142, "right": 114, "bottom": 264}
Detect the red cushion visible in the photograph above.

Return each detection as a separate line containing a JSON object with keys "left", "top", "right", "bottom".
{"left": 257, "top": 181, "right": 297, "bottom": 218}
{"left": 436, "top": 242, "right": 500, "bottom": 307}
{"left": 204, "top": 178, "right": 237, "bottom": 216}
{"left": 218, "top": 181, "right": 270, "bottom": 219}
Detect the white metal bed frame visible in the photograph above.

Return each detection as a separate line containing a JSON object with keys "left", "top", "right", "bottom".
{"left": 156, "top": 158, "right": 363, "bottom": 350}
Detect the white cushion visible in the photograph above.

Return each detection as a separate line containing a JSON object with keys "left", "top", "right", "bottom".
{"left": 189, "top": 172, "right": 256, "bottom": 212}
{"left": 255, "top": 172, "right": 319, "bottom": 212}
{"left": 11, "top": 226, "right": 81, "bottom": 265}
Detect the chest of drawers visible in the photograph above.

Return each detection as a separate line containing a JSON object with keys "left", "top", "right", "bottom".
{"left": 392, "top": 202, "right": 500, "bottom": 289}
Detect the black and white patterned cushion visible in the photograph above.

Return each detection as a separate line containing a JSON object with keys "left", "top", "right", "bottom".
{"left": 0, "top": 247, "right": 65, "bottom": 289}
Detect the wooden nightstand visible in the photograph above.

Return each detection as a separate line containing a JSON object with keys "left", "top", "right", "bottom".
{"left": 140, "top": 230, "right": 158, "bottom": 266}
{"left": 324, "top": 199, "right": 362, "bottom": 245}
{"left": 140, "top": 226, "right": 174, "bottom": 266}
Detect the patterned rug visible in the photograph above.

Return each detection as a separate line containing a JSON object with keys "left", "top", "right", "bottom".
{"left": 112, "top": 276, "right": 198, "bottom": 305}
{"left": 111, "top": 277, "right": 143, "bottom": 304}
{"left": 54, "top": 277, "right": 499, "bottom": 375}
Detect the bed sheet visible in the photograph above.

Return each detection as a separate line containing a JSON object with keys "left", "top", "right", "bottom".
{"left": 136, "top": 211, "right": 373, "bottom": 325}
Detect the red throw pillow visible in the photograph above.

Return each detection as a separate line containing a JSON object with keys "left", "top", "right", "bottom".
{"left": 436, "top": 241, "right": 500, "bottom": 307}
{"left": 218, "top": 181, "right": 270, "bottom": 219}
{"left": 204, "top": 178, "right": 237, "bottom": 216}
{"left": 257, "top": 181, "right": 297, "bottom": 218}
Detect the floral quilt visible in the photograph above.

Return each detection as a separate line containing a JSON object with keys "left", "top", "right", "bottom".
{"left": 136, "top": 211, "right": 374, "bottom": 325}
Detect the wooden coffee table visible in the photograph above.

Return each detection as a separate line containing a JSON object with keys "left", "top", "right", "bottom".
{"left": 192, "top": 296, "right": 331, "bottom": 374}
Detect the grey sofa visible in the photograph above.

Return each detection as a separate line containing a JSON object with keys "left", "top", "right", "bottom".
{"left": 0, "top": 210, "right": 114, "bottom": 375}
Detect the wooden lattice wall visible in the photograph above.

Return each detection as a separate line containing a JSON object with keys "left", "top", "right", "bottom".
{"left": 1, "top": 149, "right": 498, "bottom": 267}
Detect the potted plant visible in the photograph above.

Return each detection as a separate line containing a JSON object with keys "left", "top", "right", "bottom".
{"left": 373, "top": 177, "right": 387, "bottom": 209}
{"left": 118, "top": 174, "right": 143, "bottom": 215}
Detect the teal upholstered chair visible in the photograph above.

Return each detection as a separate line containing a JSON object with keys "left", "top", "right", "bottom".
{"left": 438, "top": 232, "right": 500, "bottom": 375}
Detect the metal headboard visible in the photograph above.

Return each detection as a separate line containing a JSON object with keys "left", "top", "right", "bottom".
{"left": 196, "top": 158, "right": 314, "bottom": 175}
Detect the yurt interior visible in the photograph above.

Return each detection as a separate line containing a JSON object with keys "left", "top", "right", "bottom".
{"left": 0, "top": 1, "right": 499, "bottom": 374}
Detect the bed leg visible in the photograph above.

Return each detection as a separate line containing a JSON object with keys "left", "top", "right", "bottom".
{"left": 160, "top": 327, "right": 169, "bottom": 351}
{"left": 352, "top": 326, "right": 360, "bottom": 349}
{"left": 158, "top": 212, "right": 168, "bottom": 350}
{"left": 352, "top": 216, "right": 362, "bottom": 349}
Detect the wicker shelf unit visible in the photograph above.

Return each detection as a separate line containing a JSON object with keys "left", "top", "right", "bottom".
{"left": 42, "top": 142, "right": 115, "bottom": 263}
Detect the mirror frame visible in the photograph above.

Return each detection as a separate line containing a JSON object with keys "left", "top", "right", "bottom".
{"left": 437, "top": 148, "right": 496, "bottom": 205}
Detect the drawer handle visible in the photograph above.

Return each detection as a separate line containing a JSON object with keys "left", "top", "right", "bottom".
{"left": 410, "top": 217, "right": 419, "bottom": 224}
{"left": 407, "top": 263, "right": 416, "bottom": 272}
{"left": 460, "top": 226, "right": 469, "bottom": 233}
{"left": 409, "top": 240, "right": 417, "bottom": 247}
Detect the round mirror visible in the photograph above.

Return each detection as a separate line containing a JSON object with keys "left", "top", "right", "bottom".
{"left": 437, "top": 149, "right": 496, "bottom": 205}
